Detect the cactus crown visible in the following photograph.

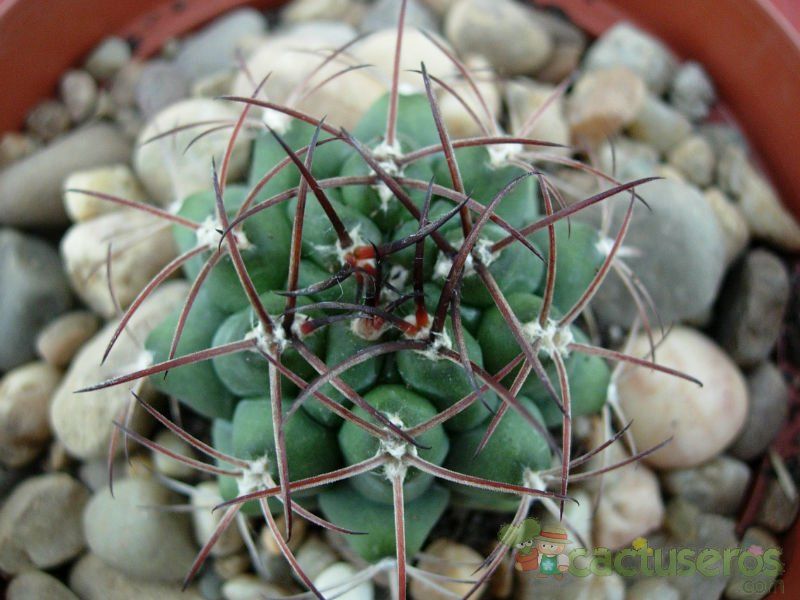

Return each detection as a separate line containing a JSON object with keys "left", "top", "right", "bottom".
{"left": 74, "top": 2, "right": 700, "bottom": 597}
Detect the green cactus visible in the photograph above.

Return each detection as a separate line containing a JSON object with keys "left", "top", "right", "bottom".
{"left": 76, "top": 2, "right": 703, "bottom": 596}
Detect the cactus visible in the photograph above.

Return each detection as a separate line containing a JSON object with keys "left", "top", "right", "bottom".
{"left": 72, "top": 2, "right": 701, "bottom": 596}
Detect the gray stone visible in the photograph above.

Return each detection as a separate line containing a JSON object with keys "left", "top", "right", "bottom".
{"left": 531, "top": 10, "right": 587, "bottom": 83}
{"left": 174, "top": 8, "right": 267, "bottom": 82}
{"left": 8, "top": 570, "right": 79, "bottom": 600}
{"left": 730, "top": 362, "right": 790, "bottom": 461}
{"left": 84, "top": 36, "right": 131, "bottom": 80}
{"left": 588, "top": 179, "right": 727, "bottom": 328}
{"left": 717, "top": 144, "right": 750, "bottom": 196}
{"left": 84, "top": 478, "right": 198, "bottom": 582}
{"left": 667, "top": 135, "right": 715, "bottom": 187}
{"left": 110, "top": 62, "right": 144, "bottom": 108}
{"left": 135, "top": 61, "right": 190, "bottom": 118}
{"left": 661, "top": 456, "right": 750, "bottom": 515}
{"left": 26, "top": 100, "right": 71, "bottom": 141}
{"left": 596, "top": 137, "right": 659, "bottom": 181}
{"left": 725, "top": 527, "right": 782, "bottom": 599}
{"left": 714, "top": 249, "right": 789, "bottom": 368}
{"left": 699, "top": 122, "right": 748, "bottom": 159}
{"left": 0, "top": 229, "right": 72, "bottom": 371}
{"left": 282, "top": 0, "right": 367, "bottom": 26}
{"left": 670, "top": 61, "right": 716, "bottom": 121}
{"left": 583, "top": 22, "right": 677, "bottom": 93}
{"left": 703, "top": 187, "right": 750, "bottom": 266}
{"left": 70, "top": 553, "right": 205, "bottom": 600}
{"left": 0, "top": 474, "right": 88, "bottom": 574}
{"left": 444, "top": 0, "right": 553, "bottom": 75}
{"left": 757, "top": 477, "right": 799, "bottom": 533}
{"left": 627, "top": 579, "right": 680, "bottom": 600}
{"left": 0, "top": 132, "right": 38, "bottom": 167}
{"left": 737, "top": 160, "right": 800, "bottom": 251}
{"left": 60, "top": 69, "right": 99, "bottom": 123}
{"left": 627, "top": 93, "right": 692, "bottom": 153}
{"left": 0, "top": 123, "right": 131, "bottom": 227}
{"left": 360, "top": 0, "right": 437, "bottom": 32}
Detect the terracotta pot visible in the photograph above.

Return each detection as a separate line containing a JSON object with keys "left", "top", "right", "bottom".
{"left": 0, "top": 0, "right": 797, "bottom": 593}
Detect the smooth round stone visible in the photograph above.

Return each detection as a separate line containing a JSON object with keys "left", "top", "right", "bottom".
{"left": 587, "top": 179, "right": 727, "bottom": 328}
{"left": 84, "top": 478, "right": 197, "bottom": 582}
{"left": 134, "top": 99, "right": 251, "bottom": 206}
{"left": 411, "top": 539, "right": 488, "bottom": 600}
{"left": 737, "top": 158, "right": 800, "bottom": 251}
{"left": 63, "top": 163, "right": 148, "bottom": 223}
{"left": 36, "top": 310, "right": 100, "bottom": 367}
{"left": 221, "top": 575, "right": 293, "bottom": 600}
{"left": 84, "top": 36, "right": 131, "bottom": 80}
{"left": 627, "top": 579, "right": 681, "bottom": 600}
{"left": 8, "top": 570, "right": 79, "bottom": 600}
{"left": 0, "top": 474, "right": 89, "bottom": 574}
{"left": 152, "top": 430, "right": 198, "bottom": 480}
{"left": 361, "top": 0, "right": 438, "bottom": 33}
{"left": 506, "top": 78, "right": 569, "bottom": 151}
{"left": 60, "top": 69, "right": 98, "bottom": 123}
{"left": 594, "top": 465, "right": 664, "bottom": 550}
{"left": 313, "top": 563, "right": 374, "bottom": 600}
{"left": 703, "top": 187, "right": 750, "bottom": 266}
{"left": 670, "top": 61, "right": 716, "bottom": 121}
{"left": 725, "top": 527, "right": 782, "bottom": 600}
{"left": 26, "top": 100, "right": 71, "bottom": 141}
{"left": 616, "top": 327, "right": 748, "bottom": 469}
{"left": 661, "top": 455, "right": 750, "bottom": 515}
{"left": 0, "top": 361, "right": 61, "bottom": 468}
{"left": 191, "top": 482, "right": 245, "bottom": 557}
{"left": 667, "top": 135, "right": 714, "bottom": 187}
{"left": 134, "top": 61, "right": 190, "bottom": 118}
{"left": 436, "top": 55, "right": 501, "bottom": 139}
{"left": 627, "top": 93, "right": 692, "bottom": 153}
{"left": 445, "top": 0, "right": 553, "bottom": 76}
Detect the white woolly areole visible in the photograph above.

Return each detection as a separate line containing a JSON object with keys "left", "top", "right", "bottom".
{"left": 522, "top": 319, "right": 574, "bottom": 358}
{"left": 195, "top": 216, "right": 252, "bottom": 250}
{"left": 312, "top": 224, "right": 371, "bottom": 268}
{"left": 371, "top": 139, "right": 405, "bottom": 214}
{"left": 382, "top": 265, "right": 409, "bottom": 302}
{"left": 487, "top": 142, "right": 523, "bottom": 167}
{"left": 412, "top": 328, "right": 453, "bottom": 361}
{"left": 131, "top": 350, "right": 154, "bottom": 372}
{"left": 245, "top": 314, "right": 308, "bottom": 356}
{"left": 236, "top": 456, "right": 272, "bottom": 495}
{"left": 433, "top": 237, "right": 499, "bottom": 280}
{"left": 262, "top": 108, "right": 291, "bottom": 134}
{"left": 350, "top": 317, "right": 388, "bottom": 341}
{"left": 523, "top": 468, "right": 547, "bottom": 491}
{"left": 380, "top": 414, "right": 414, "bottom": 481}
{"left": 595, "top": 236, "right": 639, "bottom": 259}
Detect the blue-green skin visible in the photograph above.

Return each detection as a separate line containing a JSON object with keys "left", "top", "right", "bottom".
{"left": 151, "top": 93, "right": 611, "bottom": 562}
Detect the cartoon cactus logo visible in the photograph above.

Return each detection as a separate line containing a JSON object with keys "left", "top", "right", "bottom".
{"left": 71, "top": 1, "right": 698, "bottom": 597}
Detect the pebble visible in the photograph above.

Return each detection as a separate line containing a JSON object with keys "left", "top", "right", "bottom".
{"left": 627, "top": 579, "right": 681, "bottom": 600}
{"left": 152, "top": 430, "right": 197, "bottom": 480}
{"left": 0, "top": 361, "right": 61, "bottom": 468}
{"left": 670, "top": 61, "right": 716, "bottom": 121}
{"left": 730, "top": 362, "right": 790, "bottom": 461}
{"left": 589, "top": 179, "right": 727, "bottom": 327}
{"left": 295, "top": 535, "right": 340, "bottom": 581}
{"left": 221, "top": 575, "right": 293, "bottom": 600}
{"left": 262, "top": 513, "right": 309, "bottom": 555}
{"left": 191, "top": 482, "right": 245, "bottom": 557}
{"left": 714, "top": 249, "right": 789, "bottom": 368}
{"left": 664, "top": 501, "right": 738, "bottom": 599}
{"left": 594, "top": 465, "right": 664, "bottom": 550}
{"left": 60, "top": 208, "right": 178, "bottom": 318}
{"left": 134, "top": 99, "right": 251, "bottom": 206}
{"left": 0, "top": 132, "right": 39, "bottom": 167}
{"left": 0, "top": 123, "right": 132, "bottom": 227}
{"left": 411, "top": 539, "right": 487, "bottom": 600}
{"left": 757, "top": 477, "right": 799, "bottom": 533}
{"left": 191, "top": 70, "right": 235, "bottom": 99}
{"left": 583, "top": 22, "right": 677, "bottom": 94}
{"left": 420, "top": 0, "right": 456, "bottom": 15}
{"left": 60, "top": 69, "right": 98, "bottom": 123}
{"left": 506, "top": 78, "right": 569, "bottom": 150}
{"left": 63, "top": 163, "right": 148, "bottom": 223}
{"left": 667, "top": 134, "right": 715, "bottom": 187}
{"left": 50, "top": 281, "right": 187, "bottom": 459}
{"left": 717, "top": 144, "right": 749, "bottom": 196}
{"left": 134, "top": 61, "right": 190, "bottom": 118}
{"left": 70, "top": 553, "right": 205, "bottom": 600}
{"left": 110, "top": 62, "right": 144, "bottom": 109}
{"left": 515, "top": 571, "right": 624, "bottom": 599}
{"left": 737, "top": 159, "right": 800, "bottom": 250}
{"left": 84, "top": 478, "right": 198, "bottom": 581}
{"left": 627, "top": 93, "right": 692, "bottom": 153}
{"left": 703, "top": 187, "right": 750, "bottom": 265}
{"left": 84, "top": 36, "right": 131, "bottom": 80}
{"left": 35, "top": 310, "right": 99, "bottom": 368}
{"left": 725, "top": 527, "right": 782, "bottom": 600}
{"left": 7, "top": 570, "right": 79, "bottom": 600}
{"left": 174, "top": 9, "right": 267, "bottom": 82}
{"left": 0, "top": 229, "right": 72, "bottom": 371}
{"left": 26, "top": 99, "right": 71, "bottom": 141}
{"left": 700, "top": 123, "right": 748, "bottom": 159}
{"left": 361, "top": 0, "right": 438, "bottom": 33}
{"left": 596, "top": 136, "right": 659, "bottom": 180}
{"left": 314, "top": 562, "right": 374, "bottom": 600}
{"left": 351, "top": 28, "right": 453, "bottom": 93}
{"left": 532, "top": 10, "right": 587, "bottom": 84}
{"left": 444, "top": 0, "right": 553, "bottom": 76}
{"left": 439, "top": 55, "right": 500, "bottom": 138}
{"left": 0, "top": 473, "right": 88, "bottom": 574}
{"left": 616, "top": 327, "right": 748, "bottom": 470}
{"left": 214, "top": 553, "right": 251, "bottom": 580}
{"left": 567, "top": 67, "right": 646, "bottom": 143}
{"left": 661, "top": 455, "right": 750, "bottom": 515}
{"left": 283, "top": 0, "right": 366, "bottom": 25}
